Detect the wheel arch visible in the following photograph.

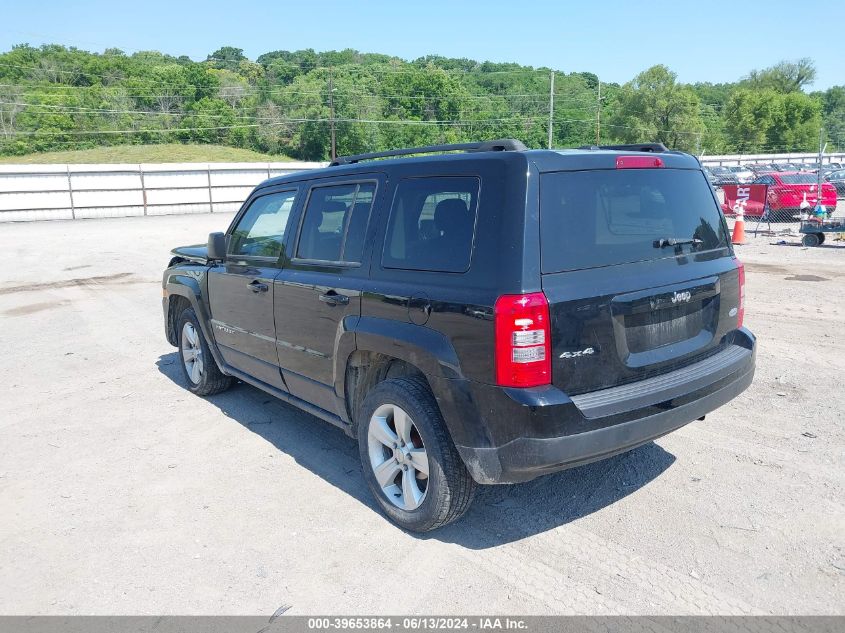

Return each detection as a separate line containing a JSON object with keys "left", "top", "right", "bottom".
{"left": 165, "top": 273, "right": 228, "bottom": 372}
{"left": 339, "top": 316, "right": 463, "bottom": 432}
{"left": 343, "top": 350, "right": 431, "bottom": 431}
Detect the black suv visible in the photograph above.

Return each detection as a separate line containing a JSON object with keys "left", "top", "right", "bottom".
{"left": 162, "top": 140, "right": 756, "bottom": 531}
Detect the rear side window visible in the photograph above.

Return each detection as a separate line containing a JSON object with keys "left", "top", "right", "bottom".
{"left": 540, "top": 169, "right": 729, "bottom": 273}
{"left": 296, "top": 182, "right": 376, "bottom": 263}
{"left": 382, "top": 176, "right": 480, "bottom": 273}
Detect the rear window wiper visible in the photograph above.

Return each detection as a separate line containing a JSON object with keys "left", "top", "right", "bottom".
{"left": 653, "top": 237, "right": 703, "bottom": 249}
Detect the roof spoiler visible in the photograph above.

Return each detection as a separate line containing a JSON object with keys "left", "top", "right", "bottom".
{"left": 330, "top": 138, "right": 527, "bottom": 166}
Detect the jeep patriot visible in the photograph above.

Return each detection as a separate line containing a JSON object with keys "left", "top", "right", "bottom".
{"left": 162, "top": 140, "right": 756, "bottom": 531}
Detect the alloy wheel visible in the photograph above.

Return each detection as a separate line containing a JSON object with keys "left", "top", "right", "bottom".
{"left": 181, "top": 321, "right": 204, "bottom": 384}
{"left": 367, "top": 404, "right": 429, "bottom": 511}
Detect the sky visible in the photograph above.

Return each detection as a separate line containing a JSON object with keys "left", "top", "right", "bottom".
{"left": 1, "top": 0, "right": 842, "bottom": 89}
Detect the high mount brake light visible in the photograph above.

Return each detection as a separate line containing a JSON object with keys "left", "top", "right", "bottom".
{"left": 494, "top": 292, "right": 551, "bottom": 388}
{"left": 616, "top": 156, "right": 665, "bottom": 169}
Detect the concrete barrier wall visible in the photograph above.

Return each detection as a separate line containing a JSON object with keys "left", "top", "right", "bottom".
{"left": 700, "top": 152, "right": 845, "bottom": 167}
{"left": 2, "top": 152, "right": 843, "bottom": 222}
{"left": 0, "top": 161, "right": 325, "bottom": 222}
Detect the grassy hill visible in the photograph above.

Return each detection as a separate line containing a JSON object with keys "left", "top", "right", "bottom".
{"left": 0, "top": 144, "right": 291, "bottom": 164}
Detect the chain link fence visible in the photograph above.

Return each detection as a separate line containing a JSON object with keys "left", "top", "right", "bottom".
{"left": 702, "top": 153, "right": 845, "bottom": 245}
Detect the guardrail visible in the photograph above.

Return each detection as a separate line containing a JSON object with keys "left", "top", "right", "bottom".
{"left": 0, "top": 161, "right": 325, "bottom": 222}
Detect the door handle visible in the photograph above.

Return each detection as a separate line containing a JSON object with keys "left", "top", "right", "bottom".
{"left": 248, "top": 280, "right": 269, "bottom": 293}
{"left": 319, "top": 292, "right": 349, "bottom": 306}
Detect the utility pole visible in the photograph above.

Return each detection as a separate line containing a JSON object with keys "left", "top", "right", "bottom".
{"left": 328, "top": 68, "right": 337, "bottom": 161}
{"left": 595, "top": 80, "right": 601, "bottom": 146}
{"left": 547, "top": 70, "right": 555, "bottom": 149}
{"left": 817, "top": 126, "right": 825, "bottom": 211}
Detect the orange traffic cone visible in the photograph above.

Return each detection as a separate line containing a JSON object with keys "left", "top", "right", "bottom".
{"left": 732, "top": 209, "right": 746, "bottom": 245}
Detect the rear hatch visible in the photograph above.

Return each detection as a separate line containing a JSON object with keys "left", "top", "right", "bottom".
{"left": 539, "top": 164, "right": 742, "bottom": 396}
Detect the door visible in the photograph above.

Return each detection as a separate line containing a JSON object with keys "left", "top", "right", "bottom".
{"left": 274, "top": 178, "right": 380, "bottom": 414}
{"left": 207, "top": 188, "right": 298, "bottom": 389}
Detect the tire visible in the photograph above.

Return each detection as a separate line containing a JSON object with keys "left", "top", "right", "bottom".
{"left": 176, "top": 307, "right": 233, "bottom": 396}
{"left": 802, "top": 233, "right": 820, "bottom": 247}
{"left": 818, "top": 232, "right": 826, "bottom": 245}
{"left": 357, "top": 377, "right": 476, "bottom": 532}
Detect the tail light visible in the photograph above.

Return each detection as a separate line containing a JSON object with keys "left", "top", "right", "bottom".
{"left": 734, "top": 257, "right": 745, "bottom": 328}
{"left": 494, "top": 292, "right": 551, "bottom": 387}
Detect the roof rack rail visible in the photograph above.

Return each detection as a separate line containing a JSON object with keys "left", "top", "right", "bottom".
{"left": 577, "top": 143, "right": 669, "bottom": 153}
{"left": 330, "top": 138, "right": 527, "bottom": 166}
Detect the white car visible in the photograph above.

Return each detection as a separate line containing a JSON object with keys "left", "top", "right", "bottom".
{"left": 728, "top": 165, "right": 755, "bottom": 183}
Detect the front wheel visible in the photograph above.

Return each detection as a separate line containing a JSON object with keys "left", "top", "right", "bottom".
{"left": 176, "top": 307, "right": 233, "bottom": 396}
{"left": 358, "top": 377, "right": 476, "bottom": 532}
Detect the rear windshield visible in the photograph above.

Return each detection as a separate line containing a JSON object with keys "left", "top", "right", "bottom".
{"left": 779, "top": 174, "right": 817, "bottom": 184}
{"left": 540, "top": 169, "right": 729, "bottom": 273}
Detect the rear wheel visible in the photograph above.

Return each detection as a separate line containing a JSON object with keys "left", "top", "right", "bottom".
{"left": 177, "top": 307, "right": 233, "bottom": 396}
{"left": 358, "top": 377, "right": 476, "bottom": 532}
{"left": 802, "top": 233, "right": 820, "bottom": 247}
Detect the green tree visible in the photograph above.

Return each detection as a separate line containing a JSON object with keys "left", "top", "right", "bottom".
{"left": 723, "top": 88, "right": 821, "bottom": 153}
{"left": 607, "top": 65, "right": 704, "bottom": 152}
{"left": 207, "top": 47, "right": 246, "bottom": 72}
{"left": 180, "top": 97, "right": 240, "bottom": 144}
{"left": 818, "top": 86, "right": 845, "bottom": 150}
{"left": 136, "top": 65, "right": 193, "bottom": 114}
{"left": 767, "top": 92, "right": 822, "bottom": 152}
{"left": 742, "top": 58, "right": 816, "bottom": 93}
{"left": 0, "top": 43, "right": 838, "bottom": 162}
{"left": 375, "top": 65, "right": 473, "bottom": 149}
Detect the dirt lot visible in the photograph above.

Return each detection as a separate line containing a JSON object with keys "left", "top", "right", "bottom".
{"left": 0, "top": 214, "right": 843, "bottom": 615}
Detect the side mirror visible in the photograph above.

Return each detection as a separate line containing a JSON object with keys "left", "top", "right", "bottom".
{"left": 208, "top": 232, "right": 227, "bottom": 260}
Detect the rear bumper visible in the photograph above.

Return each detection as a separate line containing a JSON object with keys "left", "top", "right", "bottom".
{"left": 444, "top": 329, "right": 755, "bottom": 484}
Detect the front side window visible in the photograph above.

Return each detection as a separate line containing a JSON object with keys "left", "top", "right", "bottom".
{"left": 296, "top": 182, "right": 376, "bottom": 263}
{"left": 228, "top": 190, "right": 298, "bottom": 258}
{"left": 382, "top": 176, "right": 480, "bottom": 273}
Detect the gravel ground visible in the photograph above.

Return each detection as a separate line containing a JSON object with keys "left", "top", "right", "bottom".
{"left": 0, "top": 213, "right": 843, "bottom": 615}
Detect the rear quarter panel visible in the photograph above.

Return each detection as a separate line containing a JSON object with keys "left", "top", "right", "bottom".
{"left": 359, "top": 154, "right": 533, "bottom": 385}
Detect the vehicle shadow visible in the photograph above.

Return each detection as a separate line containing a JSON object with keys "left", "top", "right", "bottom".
{"left": 157, "top": 353, "right": 676, "bottom": 549}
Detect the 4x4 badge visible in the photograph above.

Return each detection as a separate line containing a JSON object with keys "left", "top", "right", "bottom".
{"left": 560, "top": 347, "right": 595, "bottom": 359}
